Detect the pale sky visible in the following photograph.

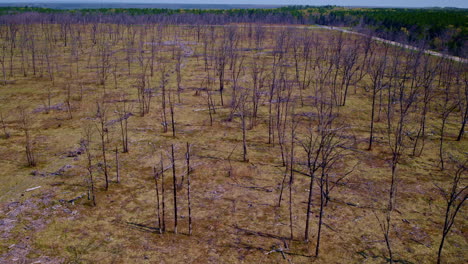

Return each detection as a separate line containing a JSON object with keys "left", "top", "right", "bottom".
{"left": 0, "top": 0, "right": 466, "bottom": 8}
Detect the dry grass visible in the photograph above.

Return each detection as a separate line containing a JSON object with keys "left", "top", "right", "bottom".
{"left": 0, "top": 24, "right": 466, "bottom": 264}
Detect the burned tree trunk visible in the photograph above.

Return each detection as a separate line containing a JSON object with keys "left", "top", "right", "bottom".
{"left": 160, "top": 154, "right": 166, "bottom": 232}
{"left": 20, "top": 107, "right": 35, "bottom": 167}
{"left": 95, "top": 102, "right": 109, "bottom": 190}
{"left": 115, "top": 147, "right": 120, "bottom": 183}
{"left": 154, "top": 166, "right": 162, "bottom": 234}
{"left": 81, "top": 126, "right": 96, "bottom": 206}
{"left": 172, "top": 144, "right": 178, "bottom": 234}
{"left": 186, "top": 142, "right": 192, "bottom": 235}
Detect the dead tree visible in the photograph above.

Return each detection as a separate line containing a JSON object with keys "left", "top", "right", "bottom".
{"left": 268, "top": 50, "right": 281, "bottom": 145}
{"left": 456, "top": 70, "right": 468, "bottom": 141}
{"left": 249, "top": 55, "right": 266, "bottom": 128}
{"left": 154, "top": 166, "right": 162, "bottom": 234}
{"left": 215, "top": 41, "right": 227, "bottom": 106}
{"left": 81, "top": 126, "right": 96, "bottom": 206}
{"left": 330, "top": 33, "right": 345, "bottom": 106}
{"left": 160, "top": 63, "right": 169, "bottom": 133}
{"left": 288, "top": 115, "right": 297, "bottom": 241}
{"left": 292, "top": 30, "right": 313, "bottom": 107}
{"left": 115, "top": 147, "right": 120, "bottom": 183}
{"left": 96, "top": 40, "right": 111, "bottom": 88}
{"left": 0, "top": 42, "right": 6, "bottom": 85}
{"left": 169, "top": 92, "right": 176, "bottom": 138}
{"left": 171, "top": 144, "right": 178, "bottom": 234}
{"left": 339, "top": 42, "right": 360, "bottom": 106}
{"left": 28, "top": 27, "right": 37, "bottom": 76}
{"left": 204, "top": 76, "right": 216, "bottom": 126}
{"left": 229, "top": 53, "right": 245, "bottom": 116}
{"left": 436, "top": 158, "right": 467, "bottom": 264}
{"left": 275, "top": 71, "right": 293, "bottom": 167}
{"left": 116, "top": 95, "right": 132, "bottom": 153}
{"left": 0, "top": 112, "right": 10, "bottom": 139}
{"left": 175, "top": 48, "right": 183, "bottom": 103}
{"left": 438, "top": 61, "right": 458, "bottom": 170}
{"left": 300, "top": 116, "right": 323, "bottom": 242}
{"left": 313, "top": 101, "right": 348, "bottom": 257}
{"left": 412, "top": 56, "right": 438, "bottom": 156}
{"left": 277, "top": 162, "right": 289, "bottom": 208}
{"left": 254, "top": 24, "right": 266, "bottom": 50}
{"left": 367, "top": 46, "right": 389, "bottom": 150}
{"left": 136, "top": 72, "right": 152, "bottom": 117}
{"left": 20, "top": 107, "right": 35, "bottom": 167}
{"left": 236, "top": 89, "right": 249, "bottom": 162}
{"left": 65, "top": 84, "right": 73, "bottom": 119}
{"left": 186, "top": 142, "right": 192, "bottom": 235}
{"left": 376, "top": 47, "right": 419, "bottom": 263}
{"left": 160, "top": 153, "right": 166, "bottom": 232}
{"left": 95, "top": 101, "right": 109, "bottom": 190}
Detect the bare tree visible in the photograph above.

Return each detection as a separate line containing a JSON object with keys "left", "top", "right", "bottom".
{"left": 338, "top": 41, "right": 360, "bottom": 106}
{"left": 115, "top": 147, "right": 120, "bottom": 183}
{"left": 96, "top": 40, "right": 112, "bottom": 88}
{"left": 136, "top": 71, "right": 152, "bottom": 117}
{"left": 235, "top": 88, "right": 249, "bottom": 162}
{"left": 375, "top": 46, "right": 420, "bottom": 264}
{"left": 65, "top": 84, "right": 73, "bottom": 119}
{"left": 160, "top": 153, "right": 166, "bottom": 232}
{"left": 412, "top": 55, "right": 438, "bottom": 156}
{"left": 154, "top": 166, "right": 162, "bottom": 234}
{"left": 367, "top": 46, "right": 389, "bottom": 150}
{"left": 95, "top": 101, "right": 109, "bottom": 190}
{"left": 300, "top": 115, "right": 323, "bottom": 242}
{"left": 249, "top": 55, "right": 266, "bottom": 128}
{"left": 0, "top": 42, "right": 6, "bottom": 85}
{"left": 254, "top": 24, "right": 266, "bottom": 50}
{"left": 456, "top": 70, "right": 467, "bottom": 141}
{"left": 438, "top": 61, "right": 458, "bottom": 170}
{"left": 20, "top": 107, "right": 35, "bottom": 167}
{"left": 0, "top": 112, "right": 10, "bottom": 139}
{"left": 313, "top": 101, "right": 348, "bottom": 257}
{"left": 81, "top": 126, "right": 96, "bottom": 206}
{"left": 168, "top": 92, "right": 176, "bottom": 138}
{"left": 436, "top": 158, "right": 467, "bottom": 264}
{"left": 171, "top": 144, "right": 178, "bottom": 234}
{"left": 175, "top": 48, "right": 183, "bottom": 103}
{"left": 288, "top": 115, "right": 297, "bottom": 241}
{"left": 116, "top": 95, "right": 132, "bottom": 153}
{"left": 160, "top": 63, "right": 169, "bottom": 133}
{"left": 186, "top": 142, "right": 192, "bottom": 235}
{"left": 229, "top": 53, "right": 245, "bottom": 117}
{"left": 203, "top": 75, "right": 216, "bottom": 126}
{"left": 215, "top": 40, "right": 227, "bottom": 106}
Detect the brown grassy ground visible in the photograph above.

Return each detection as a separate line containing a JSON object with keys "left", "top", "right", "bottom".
{"left": 0, "top": 24, "right": 466, "bottom": 263}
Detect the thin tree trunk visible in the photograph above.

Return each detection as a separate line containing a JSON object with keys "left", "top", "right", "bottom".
{"left": 456, "top": 108, "right": 467, "bottom": 141}
{"left": 242, "top": 110, "right": 247, "bottom": 162}
{"left": 278, "top": 165, "right": 288, "bottom": 208}
{"left": 368, "top": 88, "right": 377, "bottom": 150}
{"left": 172, "top": 144, "right": 178, "bottom": 234}
{"left": 170, "top": 93, "right": 176, "bottom": 138}
{"left": 304, "top": 156, "right": 315, "bottom": 242}
{"left": 101, "top": 131, "right": 108, "bottom": 190}
{"left": 115, "top": 147, "right": 120, "bottom": 183}
{"left": 161, "top": 154, "right": 166, "bottom": 232}
{"left": 316, "top": 172, "right": 324, "bottom": 257}
{"left": 289, "top": 121, "right": 295, "bottom": 241}
{"left": 154, "top": 167, "right": 162, "bottom": 234}
{"left": 186, "top": 142, "right": 192, "bottom": 235}
{"left": 440, "top": 118, "right": 447, "bottom": 170}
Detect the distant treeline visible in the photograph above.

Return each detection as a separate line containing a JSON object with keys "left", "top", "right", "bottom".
{"left": 0, "top": 5, "right": 466, "bottom": 57}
